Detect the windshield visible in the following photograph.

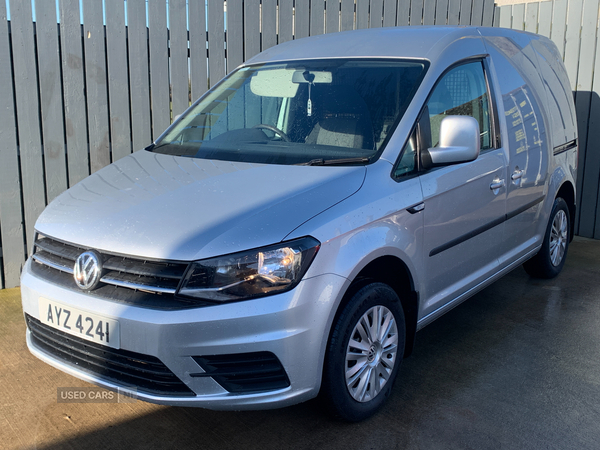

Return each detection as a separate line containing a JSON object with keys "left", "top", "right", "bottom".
{"left": 152, "top": 59, "right": 427, "bottom": 165}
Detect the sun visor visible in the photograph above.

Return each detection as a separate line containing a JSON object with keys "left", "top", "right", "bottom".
{"left": 250, "top": 69, "right": 299, "bottom": 98}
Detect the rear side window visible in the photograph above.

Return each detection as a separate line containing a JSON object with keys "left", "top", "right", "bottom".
{"left": 426, "top": 61, "right": 492, "bottom": 151}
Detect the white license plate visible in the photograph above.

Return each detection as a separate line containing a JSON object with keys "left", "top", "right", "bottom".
{"left": 38, "top": 298, "right": 120, "bottom": 349}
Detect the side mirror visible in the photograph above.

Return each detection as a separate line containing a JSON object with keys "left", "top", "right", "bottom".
{"left": 420, "top": 116, "right": 480, "bottom": 170}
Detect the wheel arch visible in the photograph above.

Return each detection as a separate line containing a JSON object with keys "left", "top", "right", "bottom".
{"left": 556, "top": 180, "right": 576, "bottom": 241}
{"left": 327, "top": 255, "right": 419, "bottom": 360}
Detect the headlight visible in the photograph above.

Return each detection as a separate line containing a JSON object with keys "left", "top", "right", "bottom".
{"left": 178, "top": 237, "right": 320, "bottom": 302}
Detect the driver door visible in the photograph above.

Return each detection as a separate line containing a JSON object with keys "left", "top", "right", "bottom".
{"left": 417, "top": 61, "right": 508, "bottom": 320}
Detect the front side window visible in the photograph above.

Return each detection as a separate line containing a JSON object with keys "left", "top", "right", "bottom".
{"left": 426, "top": 61, "right": 492, "bottom": 150}
{"left": 151, "top": 59, "right": 427, "bottom": 165}
{"left": 393, "top": 60, "right": 494, "bottom": 179}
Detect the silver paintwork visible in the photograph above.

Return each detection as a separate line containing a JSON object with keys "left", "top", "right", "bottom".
{"left": 427, "top": 116, "right": 480, "bottom": 165}
{"left": 21, "top": 259, "right": 348, "bottom": 408}
{"left": 34, "top": 152, "right": 364, "bottom": 261}
{"left": 22, "top": 26, "right": 578, "bottom": 410}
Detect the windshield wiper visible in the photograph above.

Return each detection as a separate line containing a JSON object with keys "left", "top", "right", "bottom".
{"left": 299, "top": 157, "right": 370, "bottom": 166}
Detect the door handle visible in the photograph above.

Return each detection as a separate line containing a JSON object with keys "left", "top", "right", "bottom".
{"left": 490, "top": 179, "right": 505, "bottom": 190}
{"left": 407, "top": 202, "right": 425, "bottom": 214}
{"left": 511, "top": 169, "right": 523, "bottom": 181}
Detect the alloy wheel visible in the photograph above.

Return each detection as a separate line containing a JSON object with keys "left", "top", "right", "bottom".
{"left": 549, "top": 210, "right": 568, "bottom": 267}
{"left": 345, "top": 305, "right": 399, "bottom": 402}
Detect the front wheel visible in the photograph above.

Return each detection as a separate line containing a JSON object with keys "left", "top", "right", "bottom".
{"left": 321, "top": 283, "right": 405, "bottom": 422}
{"left": 523, "top": 197, "right": 570, "bottom": 279}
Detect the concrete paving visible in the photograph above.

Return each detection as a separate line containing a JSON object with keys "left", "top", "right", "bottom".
{"left": 2, "top": 237, "right": 600, "bottom": 450}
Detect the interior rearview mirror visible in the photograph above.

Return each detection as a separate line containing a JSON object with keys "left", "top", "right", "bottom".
{"left": 291, "top": 70, "right": 332, "bottom": 84}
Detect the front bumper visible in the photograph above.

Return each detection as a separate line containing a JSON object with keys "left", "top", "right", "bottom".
{"left": 21, "top": 258, "right": 347, "bottom": 409}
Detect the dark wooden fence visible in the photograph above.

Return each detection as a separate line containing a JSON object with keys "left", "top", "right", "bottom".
{"left": 12, "top": 0, "right": 600, "bottom": 290}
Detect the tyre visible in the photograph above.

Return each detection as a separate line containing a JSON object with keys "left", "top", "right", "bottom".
{"left": 523, "top": 197, "right": 570, "bottom": 279}
{"left": 321, "top": 282, "right": 405, "bottom": 422}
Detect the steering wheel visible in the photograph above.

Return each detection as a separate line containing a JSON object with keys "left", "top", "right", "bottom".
{"left": 253, "top": 124, "right": 290, "bottom": 142}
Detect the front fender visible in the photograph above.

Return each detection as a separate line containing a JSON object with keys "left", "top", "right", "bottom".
{"left": 288, "top": 161, "right": 425, "bottom": 363}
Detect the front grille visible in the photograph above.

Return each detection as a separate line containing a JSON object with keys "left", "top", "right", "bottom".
{"left": 191, "top": 352, "right": 290, "bottom": 393}
{"left": 31, "top": 233, "right": 210, "bottom": 310}
{"left": 26, "top": 315, "right": 195, "bottom": 397}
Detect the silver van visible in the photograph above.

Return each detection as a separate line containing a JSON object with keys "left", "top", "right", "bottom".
{"left": 21, "top": 26, "right": 578, "bottom": 421}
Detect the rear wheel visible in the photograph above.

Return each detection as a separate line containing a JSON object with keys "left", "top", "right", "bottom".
{"left": 322, "top": 282, "right": 405, "bottom": 422}
{"left": 523, "top": 197, "right": 570, "bottom": 279}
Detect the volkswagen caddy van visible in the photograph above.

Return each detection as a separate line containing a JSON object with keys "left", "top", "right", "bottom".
{"left": 21, "top": 26, "right": 578, "bottom": 421}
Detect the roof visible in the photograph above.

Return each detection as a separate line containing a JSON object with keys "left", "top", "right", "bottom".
{"left": 245, "top": 26, "right": 488, "bottom": 65}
